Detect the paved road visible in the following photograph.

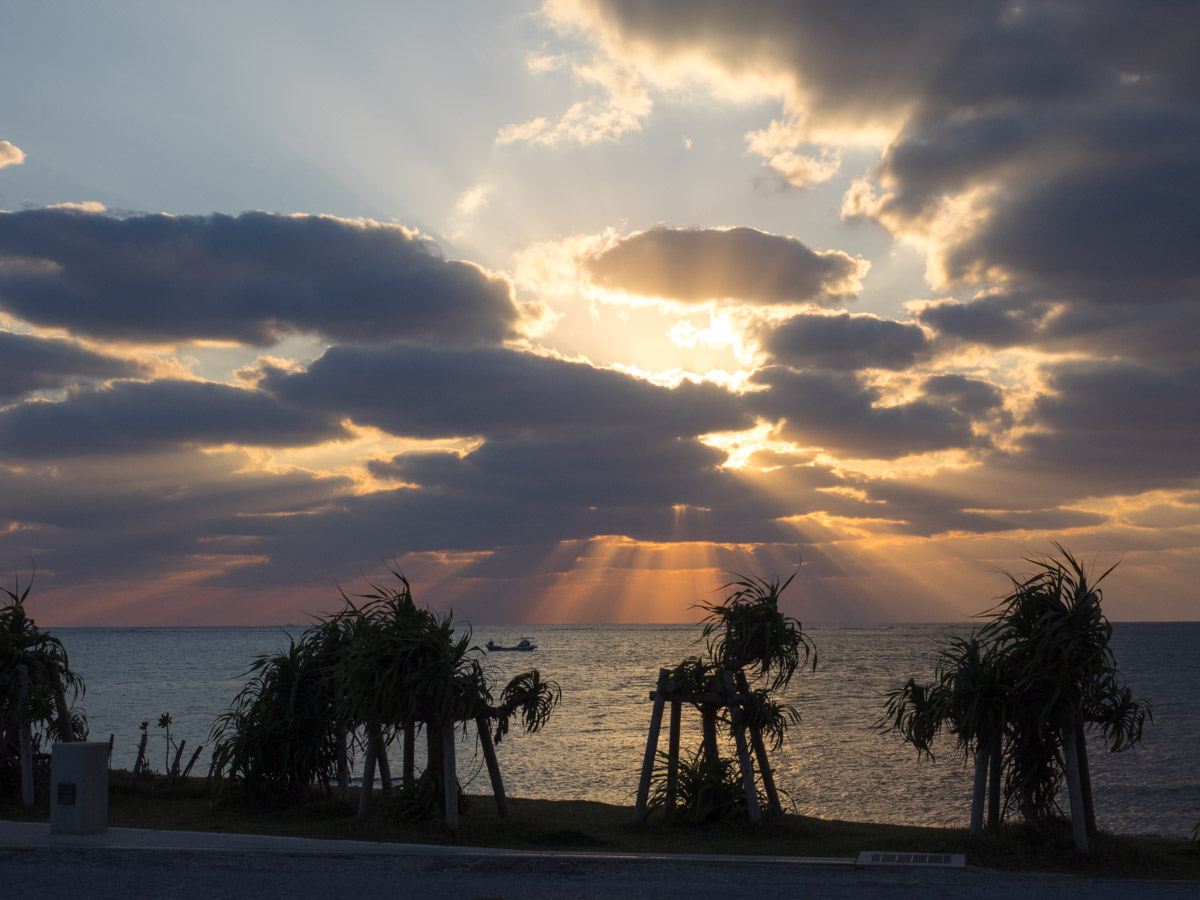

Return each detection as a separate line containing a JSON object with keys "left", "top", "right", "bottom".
{"left": 2, "top": 822, "right": 1197, "bottom": 899}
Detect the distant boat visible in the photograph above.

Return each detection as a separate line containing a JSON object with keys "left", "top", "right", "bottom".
{"left": 486, "top": 638, "right": 536, "bottom": 652}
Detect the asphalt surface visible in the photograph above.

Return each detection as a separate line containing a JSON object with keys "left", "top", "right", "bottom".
{"left": 3, "top": 821, "right": 1198, "bottom": 899}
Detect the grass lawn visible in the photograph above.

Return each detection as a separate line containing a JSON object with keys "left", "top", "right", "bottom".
{"left": 3, "top": 771, "right": 1198, "bottom": 882}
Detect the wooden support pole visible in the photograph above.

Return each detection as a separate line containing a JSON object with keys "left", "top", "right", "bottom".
{"left": 166, "top": 739, "right": 186, "bottom": 788}
{"left": 666, "top": 699, "right": 681, "bottom": 811}
{"left": 130, "top": 730, "right": 148, "bottom": 788}
{"left": 722, "top": 670, "right": 761, "bottom": 825}
{"left": 17, "top": 666, "right": 34, "bottom": 807}
{"left": 108, "top": 733, "right": 115, "bottom": 766}
{"left": 476, "top": 715, "right": 509, "bottom": 817}
{"left": 633, "top": 669, "right": 669, "bottom": 824}
{"left": 735, "top": 671, "right": 782, "bottom": 816}
{"left": 403, "top": 721, "right": 415, "bottom": 786}
{"left": 747, "top": 725, "right": 782, "bottom": 816}
{"left": 206, "top": 745, "right": 220, "bottom": 789}
{"left": 1063, "top": 726, "right": 1089, "bottom": 852}
{"left": 182, "top": 743, "right": 204, "bottom": 779}
{"left": 357, "top": 729, "right": 378, "bottom": 820}
{"left": 442, "top": 719, "right": 459, "bottom": 831}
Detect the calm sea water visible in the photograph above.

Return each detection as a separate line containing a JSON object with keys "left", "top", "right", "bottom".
{"left": 54, "top": 622, "right": 1199, "bottom": 837}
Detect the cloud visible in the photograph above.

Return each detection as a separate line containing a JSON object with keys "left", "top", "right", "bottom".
{"left": 855, "top": 478, "right": 1108, "bottom": 538}
{"left": 760, "top": 312, "right": 927, "bottom": 371}
{"left": 529, "top": 2, "right": 1200, "bottom": 339}
{"left": 1016, "top": 360, "right": 1200, "bottom": 495}
{"left": 0, "top": 330, "right": 149, "bottom": 402}
{"left": 915, "top": 294, "right": 1200, "bottom": 366}
{"left": 0, "top": 379, "right": 350, "bottom": 458}
{"left": 0, "top": 141, "right": 24, "bottom": 169}
{"left": 0, "top": 208, "right": 529, "bottom": 346}
{"left": 584, "top": 226, "right": 867, "bottom": 306}
{"left": 745, "top": 123, "right": 842, "bottom": 187}
{"left": 0, "top": 448, "right": 353, "bottom": 589}
{"left": 455, "top": 185, "right": 493, "bottom": 215}
{"left": 358, "top": 429, "right": 791, "bottom": 546}
{"left": 748, "top": 365, "right": 987, "bottom": 460}
{"left": 263, "top": 343, "right": 752, "bottom": 441}
{"left": 524, "top": 1, "right": 1002, "bottom": 164}
{"left": 497, "top": 51, "right": 652, "bottom": 146}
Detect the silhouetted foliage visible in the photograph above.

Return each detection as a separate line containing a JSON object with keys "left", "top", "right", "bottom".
{"left": 881, "top": 544, "right": 1150, "bottom": 834}
{"left": 0, "top": 569, "right": 87, "bottom": 799}
{"left": 212, "top": 567, "right": 560, "bottom": 814}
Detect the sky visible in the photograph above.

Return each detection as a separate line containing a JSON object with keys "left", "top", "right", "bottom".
{"left": 1, "top": 1, "right": 1197, "bottom": 626}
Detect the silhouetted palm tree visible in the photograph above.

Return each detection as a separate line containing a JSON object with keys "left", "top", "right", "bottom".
{"left": 1, "top": 572, "right": 87, "bottom": 804}
{"left": 881, "top": 544, "right": 1150, "bottom": 850}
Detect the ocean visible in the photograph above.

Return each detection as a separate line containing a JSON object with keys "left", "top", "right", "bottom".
{"left": 53, "top": 622, "right": 1199, "bottom": 837}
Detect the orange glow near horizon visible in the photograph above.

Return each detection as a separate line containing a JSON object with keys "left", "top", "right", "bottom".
{"left": 521, "top": 535, "right": 767, "bottom": 623}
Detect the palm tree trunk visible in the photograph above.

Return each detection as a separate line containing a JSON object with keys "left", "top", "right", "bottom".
{"left": 1074, "top": 719, "right": 1096, "bottom": 838}
{"left": 736, "top": 670, "right": 782, "bottom": 815}
{"left": 403, "top": 720, "right": 415, "bottom": 785}
{"left": 53, "top": 675, "right": 74, "bottom": 742}
{"left": 700, "top": 704, "right": 720, "bottom": 765}
{"left": 425, "top": 719, "right": 443, "bottom": 784}
{"left": 441, "top": 719, "right": 458, "bottom": 831}
{"left": 356, "top": 728, "right": 377, "bottom": 820}
{"left": 335, "top": 721, "right": 349, "bottom": 803}
{"left": 372, "top": 725, "right": 392, "bottom": 790}
{"left": 987, "top": 735, "right": 1002, "bottom": 831}
{"left": 1062, "top": 726, "right": 1089, "bottom": 852}
{"left": 722, "top": 670, "right": 761, "bottom": 825}
{"left": 969, "top": 745, "right": 988, "bottom": 838}
{"left": 17, "top": 666, "right": 34, "bottom": 806}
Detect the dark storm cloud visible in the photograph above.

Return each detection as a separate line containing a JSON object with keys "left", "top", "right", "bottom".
{"left": 0, "top": 450, "right": 353, "bottom": 583}
{"left": 574, "top": 2, "right": 1200, "bottom": 332}
{"left": 913, "top": 295, "right": 1046, "bottom": 349}
{"left": 858, "top": 14, "right": 1200, "bottom": 304}
{"left": 938, "top": 150, "right": 1200, "bottom": 301}
{"left": 569, "top": 0, "right": 982, "bottom": 130}
{"left": 263, "top": 344, "right": 752, "bottom": 440}
{"left": 917, "top": 294, "right": 1200, "bottom": 365}
{"left": 0, "top": 330, "right": 148, "bottom": 401}
{"left": 579, "top": 1, "right": 1200, "bottom": 138}
{"left": 363, "top": 431, "right": 791, "bottom": 543}
{"left": 0, "top": 379, "right": 350, "bottom": 457}
{"left": 371, "top": 430, "right": 733, "bottom": 510}
{"left": 1016, "top": 360, "right": 1200, "bottom": 494}
{"left": 584, "top": 227, "right": 865, "bottom": 305}
{"left": 856, "top": 479, "right": 1107, "bottom": 538}
{"left": 0, "top": 207, "right": 525, "bottom": 346}
{"left": 748, "top": 366, "right": 984, "bottom": 460}
{"left": 760, "top": 313, "right": 927, "bottom": 371}
{"left": 920, "top": 374, "right": 1006, "bottom": 420}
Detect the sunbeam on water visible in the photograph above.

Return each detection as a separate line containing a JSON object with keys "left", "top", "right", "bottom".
{"left": 57, "top": 622, "right": 1199, "bottom": 837}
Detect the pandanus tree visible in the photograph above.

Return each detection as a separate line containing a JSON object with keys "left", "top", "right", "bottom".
{"left": 880, "top": 635, "right": 1009, "bottom": 838}
{"left": 980, "top": 545, "right": 1148, "bottom": 849}
{"left": 636, "top": 571, "right": 815, "bottom": 824}
{"left": 211, "top": 630, "right": 344, "bottom": 803}
{"left": 212, "top": 569, "right": 560, "bottom": 827}
{"left": 1, "top": 572, "right": 87, "bottom": 805}
{"left": 881, "top": 544, "right": 1149, "bottom": 851}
